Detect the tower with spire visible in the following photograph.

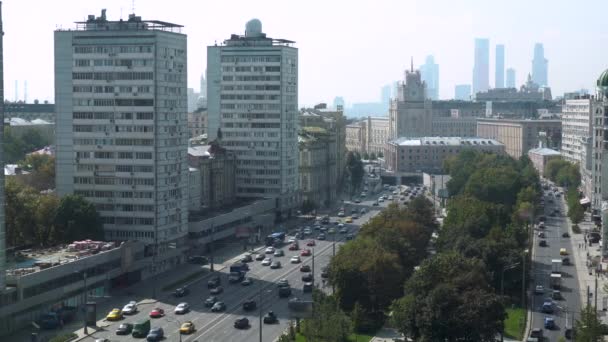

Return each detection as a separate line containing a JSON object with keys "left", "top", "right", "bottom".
{"left": 389, "top": 61, "right": 432, "bottom": 139}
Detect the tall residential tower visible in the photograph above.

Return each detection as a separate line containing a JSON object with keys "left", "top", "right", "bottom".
{"left": 506, "top": 68, "right": 516, "bottom": 88}
{"left": 473, "top": 38, "right": 490, "bottom": 93}
{"left": 207, "top": 19, "right": 299, "bottom": 216}
{"left": 54, "top": 11, "right": 189, "bottom": 271}
{"left": 495, "top": 44, "right": 505, "bottom": 88}
{"left": 420, "top": 55, "right": 439, "bottom": 100}
{"left": 532, "top": 43, "right": 548, "bottom": 87}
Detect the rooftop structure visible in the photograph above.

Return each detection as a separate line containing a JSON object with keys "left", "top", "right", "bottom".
{"left": 389, "top": 136, "right": 501, "bottom": 147}
{"left": 69, "top": 10, "right": 183, "bottom": 33}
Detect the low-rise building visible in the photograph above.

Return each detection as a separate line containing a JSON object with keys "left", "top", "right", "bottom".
{"left": 4, "top": 101, "right": 55, "bottom": 122}
{"left": 477, "top": 118, "right": 561, "bottom": 158}
{"left": 187, "top": 142, "right": 236, "bottom": 211}
{"left": 299, "top": 126, "right": 337, "bottom": 208}
{"left": 4, "top": 117, "right": 54, "bottom": 143}
{"left": 188, "top": 108, "right": 207, "bottom": 139}
{"left": 385, "top": 137, "right": 505, "bottom": 178}
{"left": 527, "top": 147, "right": 561, "bottom": 175}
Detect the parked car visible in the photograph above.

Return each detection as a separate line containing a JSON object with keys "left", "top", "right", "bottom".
{"left": 539, "top": 240, "right": 547, "bottom": 247}
{"left": 106, "top": 308, "right": 123, "bottom": 321}
{"left": 530, "top": 328, "right": 543, "bottom": 339}
{"left": 240, "top": 254, "right": 253, "bottom": 263}
{"left": 318, "top": 234, "right": 326, "bottom": 240}
{"left": 270, "top": 261, "right": 282, "bottom": 269}
{"left": 562, "top": 257, "right": 570, "bottom": 266}
{"left": 234, "top": 317, "right": 249, "bottom": 329}
{"left": 534, "top": 285, "right": 544, "bottom": 295}
{"left": 116, "top": 323, "right": 133, "bottom": 335}
{"left": 146, "top": 327, "right": 164, "bottom": 341}
{"left": 544, "top": 317, "right": 555, "bottom": 330}
{"left": 562, "top": 232, "right": 570, "bottom": 238}
{"left": 302, "top": 273, "right": 313, "bottom": 282}
{"left": 122, "top": 301, "right": 137, "bottom": 315}
{"left": 263, "top": 311, "right": 278, "bottom": 324}
{"left": 303, "top": 282, "right": 313, "bottom": 292}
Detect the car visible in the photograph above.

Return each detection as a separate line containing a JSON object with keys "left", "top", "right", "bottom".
{"left": 541, "top": 301, "right": 554, "bottom": 314}
{"left": 535, "top": 285, "right": 544, "bottom": 295}
{"left": 345, "top": 217, "right": 353, "bottom": 223}
{"left": 180, "top": 321, "right": 195, "bottom": 334}
{"left": 95, "top": 339, "right": 110, "bottom": 342}
{"left": 288, "top": 237, "right": 297, "bottom": 243}
{"left": 562, "top": 232, "right": 570, "bottom": 238}
{"left": 562, "top": 257, "right": 570, "bottom": 265}
{"left": 346, "top": 233, "right": 354, "bottom": 240}
{"left": 538, "top": 232, "right": 545, "bottom": 238}
{"left": 262, "top": 258, "right": 272, "bottom": 266}
{"left": 373, "top": 201, "right": 379, "bottom": 206}
{"left": 307, "top": 240, "right": 316, "bottom": 246}
{"left": 302, "top": 273, "right": 313, "bottom": 282}
{"left": 295, "top": 232, "right": 303, "bottom": 239}
{"left": 270, "top": 261, "right": 282, "bottom": 269}
{"left": 318, "top": 234, "right": 326, "bottom": 240}
{"left": 301, "top": 249, "right": 311, "bottom": 256}
{"left": 265, "top": 246, "right": 275, "bottom": 254}
{"left": 274, "top": 249, "right": 284, "bottom": 257}
{"left": 242, "top": 277, "right": 253, "bottom": 286}
{"left": 337, "top": 211, "right": 345, "bottom": 217}
{"left": 122, "top": 301, "right": 137, "bottom": 315}
{"left": 352, "top": 214, "right": 359, "bottom": 219}
{"left": 560, "top": 248, "right": 568, "bottom": 255}
{"left": 207, "top": 276, "right": 221, "bottom": 288}
{"left": 321, "top": 267, "right": 329, "bottom": 278}
{"left": 174, "top": 302, "right": 190, "bottom": 314}
{"left": 289, "top": 243, "right": 299, "bottom": 251}
{"left": 328, "top": 227, "right": 336, "bottom": 234}
{"left": 240, "top": 254, "right": 253, "bottom": 263}
{"left": 339, "top": 228, "right": 348, "bottom": 234}
{"left": 234, "top": 317, "right": 249, "bottom": 329}
{"left": 278, "top": 286, "right": 292, "bottom": 298}
{"left": 149, "top": 307, "right": 164, "bottom": 318}
{"left": 263, "top": 311, "right": 278, "bottom": 324}
{"left": 210, "top": 286, "right": 224, "bottom": 295}
{"left": 173, "top": 286, "right": 190, "bottom": 297}
{"left": 300, "top": 264, "right": 311, "bottom": 272}
{"left": 211, "top": 301, "right": 226, "bottom": 312}
{"left": 255, "top": 253, "right": 266, "bottom": 261}
{"left": 354, "top": 198, "right": 361, "bottom": 203}
{"left": 539, "top": 240, "right": 547, "bottom": 247}
{"left": 544, "top": 317, "right": 555, "bottom": 329}
{"left": 303, "top": 228, "right": 312, "bottom": 235}
{"left": 242, "top": 299, "right": 257, "bottom": 311}
{"left": 388, "top": 196, "right": 393, "bottom": 200}
{"left": 530, "top": 328, "right": 544, "bottom": 339}
{"left": 277, "top": 278, "right": 290, "bottom": 287}
{"left": 360, "top": 208, "right": 366, "bottom": 214}
{"left": 552, "top": 290, "right": 562, "bottom": 300}
{"left": 146, "top": 327, "right": 164, "bottom": 341}
{"left": 106, "top": 308, "right": 123, "bottom": 321}
{"left": 303, "top": 282, "right": 313, "bottom": 292}
{"left": 115, "top": 323, "right": 133, "bottom": 335}
{"left": 204, "top": 296, "right": 218, "bottom": 307}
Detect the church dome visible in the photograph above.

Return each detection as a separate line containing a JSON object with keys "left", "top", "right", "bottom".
{"left": 245, "top": 19, "right": 263, "bottom": 37}
{"left": 598, "top": 69, "right": 608, "bottom": 88}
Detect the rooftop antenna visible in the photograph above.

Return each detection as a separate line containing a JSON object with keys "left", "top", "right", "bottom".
{"left": 131, "top": 0, "right": 135, "bottom": 14}
{"left": 410, "top": 56, "right": 413, "bottom": 72}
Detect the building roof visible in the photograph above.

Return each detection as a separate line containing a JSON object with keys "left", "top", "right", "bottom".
{"left": 389, "top": 136, "right": 503, "bottom": 147}
{"left": 528, "top": 147, "right": 561, "bottom": 156}
{"left": 27, "top": 146, "right": 55, "bottom": 157}
{"left": 4, "top": 164, "right": 29, "bottom": 176}
{"left": 188, "top": 145, "right": 211, "bottom": 157}
{"left": 4, "top": 117, "right": 53, "bottom": 126}
{"left": 598, "top": 69, "right": 608, "bottom": 88}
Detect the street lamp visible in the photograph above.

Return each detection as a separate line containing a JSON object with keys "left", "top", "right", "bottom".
{"left": 501, "top": 263, "right": 520, "bottom": 297}
{"left": 74, "top": 268, "right": 88, "bottom": 335}
{"left": 166, "top": 317, "right": 182, "bottom": 342}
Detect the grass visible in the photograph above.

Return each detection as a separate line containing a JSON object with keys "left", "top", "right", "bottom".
{"left": 295, "top": 332, "right": 374, "bottom": 342}
{"left": 161, "top": 269, "right": 207, "bottom": 291}
{"left": 504, "top": 306, "right": 526, "bottom": 340}
{"left": 49, "top": 332, "right": 77, "bottom": 342}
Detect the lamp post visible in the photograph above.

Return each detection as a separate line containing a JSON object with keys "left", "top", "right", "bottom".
{"left": 500, "top": 263, "right": 520, "bottom": 297}
{"left": 74, "top": 268, "right": 88, "bottom": 335}
{"left": 166, "top": 318, "right": 182, "bottom": 342}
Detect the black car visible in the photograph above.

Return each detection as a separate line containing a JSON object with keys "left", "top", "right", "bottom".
{"left": 562, "top": 257, "right": 570, "bottom": 265}
{"left": 173, "top": 287, "right": 190, "bottom": 297}
{"left": 562, "top": 232, "right": 570, "bottom": 238}
{"left": 263, "top": 311, "right": 278, "bottom": 324}
{"left": 208, "top": 276, "right": 221, "bottom": 289}
{"left": 116, "top": 323, "right": 133, "bottom": 335}
{"left": 300, "top": 265, "right": 311, "bottom": 272}
{"left": 303, "top": 282, "right": 313, "bottom": 293}
{"left": 278, "top": 286, "right": 292, "bottom": 298}
{"left": 234, "top": 317, "right": 249, "bottom": 329}
{"left": 302, "top": 273, "right": 313, "bottom": 282}
{"left": 240, "top": 254, "right": 253, "bottom": 263}
{"left": 204, "top": 296, "right": 218, "bottom": 307}
{"left": 242, "top": 299, "right": 257, "bottom": 311}
{"left": 187, "top": 255, "right": 208, "bottom": 265}
{"left": 539, "top": 240, "right": 547, "bottom": 247}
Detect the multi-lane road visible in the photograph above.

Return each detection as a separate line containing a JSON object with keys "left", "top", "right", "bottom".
{"left": 81, "top": 192, "right": 393, "bottom": 342}
{"left": 529, "top": 185, "right": 581, "bottom": 341}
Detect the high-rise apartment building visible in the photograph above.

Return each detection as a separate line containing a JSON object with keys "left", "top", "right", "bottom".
{"left": 454, "top": 84, "right": 471, "bottom": 100}
{"left": 473, "top": 38, "right": 490, "bottom": 93}
{"left": 0, "top": 1, "right": 5, "bottom": 293}
{"left": 495, "top": 44, "right": 505, "bottom": 88}
{"left": 207, "top": 19, "right": 299, "bottom": 215}
{"left": 54, "top": 12, "right": 189, "bottom": 265}
{"left": 506, "top": 68, "right": 516, "bottom": 88}
{"left": 532, "top": 43, "right": 548, "bottom": 87}
{"left": 420, "top": 55, "right": 439, "bottom": 100}
{"left": 561, "top": 97, "right": 593, "bottom": 165}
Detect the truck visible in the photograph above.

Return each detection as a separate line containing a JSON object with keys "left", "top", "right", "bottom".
{"left": 38, "top": 306, "right": 77, "bottom": 329}
{"left": 550, "top": 273, "right": 562, "bottom": 289}
{"left": 132, "top": 319, "right": 151, "bottom": 337}
{"left": 551, "top": 259, "right": 562, "bottom": 274}
{"left": 229, "top": 262, "right": 247, "bottom": 283}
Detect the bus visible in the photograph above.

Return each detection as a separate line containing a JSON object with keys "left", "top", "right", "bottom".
{"left": 265, "top": 232, "right": 286, "bottom": 246}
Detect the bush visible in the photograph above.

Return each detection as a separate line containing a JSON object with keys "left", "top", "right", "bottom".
{"left": 572, "top": 224, "right": 581, "bottom": 234}
{"left": 49, "top": 333, "right": 77, "bottom": 342}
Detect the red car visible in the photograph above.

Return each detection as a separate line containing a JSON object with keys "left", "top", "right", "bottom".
{"left": 149, "top": 307, "right": 164, "bottom": 318}
{"left": 306, "top": 240, "right": 316, "bottom": 247}
{"left": 289, "top": 243, "right": 299, "bottom": 251}
{"left": 301, "top": 249, "right": 311, "bottom": 256}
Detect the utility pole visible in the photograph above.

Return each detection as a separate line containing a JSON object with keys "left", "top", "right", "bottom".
{"left": 210, "top": 221, "right": 215, "bottom": 272}
{"left": 259, "top": 282, "right": 263, "bottom": 342}
{"left": 588, "top": 285, "right": 591, "bottom": 307}
{"left": 595, "top": 273, "right": 599, "bottom": 309}
{"left": 521, "top": 251, "right": 526, "bottom": 309}
{"left": 83, "top": 269, "right": 88, "bottom": 334}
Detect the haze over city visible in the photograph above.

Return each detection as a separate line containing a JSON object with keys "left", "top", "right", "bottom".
{"left": 4, "top": 0, "right": 608, "bottom": 106}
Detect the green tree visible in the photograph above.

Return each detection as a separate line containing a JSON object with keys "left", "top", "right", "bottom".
{"left": 5, "top": 178, "right": 37, "bottom": 247}
{"left": 576, "top": 305, "right": 604, "bottom": 342}
{"left": 301, "top": 199, "right": 317, "bottom": 214}
{"left": 4, "top": 127, "right": 51, "bottom": 163}
{"left": 362, "top": 152, "right": 370, "bottom": 160}
{"left": 17, "top": 154, "right": 55, "bottom": 190}
{"left": 345, "top": 151, "right": 364, "bottom": 196}
{"left": 53, "top": 195, "right": 103, "bottom": 243}
{"left": 370, "top": 152, "right": 377, "bottom": 160}
{"left": 301, "top": 291, "right": 352, "bottom": 342}
{"left": 378, "top": 151, "right": 383, "bottom": 158}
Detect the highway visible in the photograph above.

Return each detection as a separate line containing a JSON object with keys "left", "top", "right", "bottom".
{"left": 529, "top": 186, "right": 581, "bottom": 341}
{"left": 80, "top": 186, "right": 395, "bottom": 342}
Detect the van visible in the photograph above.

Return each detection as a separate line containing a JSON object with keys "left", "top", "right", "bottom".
{"left": 132, "top": 319, "right": 151, "bottom": 337}
{"left": 560, "top": 248, "right": 568, "bottom": 256}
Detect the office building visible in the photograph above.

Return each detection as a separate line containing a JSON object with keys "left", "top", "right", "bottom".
{"left": 495, "top": 44, "right": 505, "bottom": 88}
{"left": 54, "top": 11, "right": 189, "bottom": 273}
{"left": 476, "top": 118, "right": 561, "bottom": 158}
{"left": 345, "top": 116, "right": 389, "bottom": 155}
{"left": 475, "top": 74, "right": 552, "bottom": 102}
{"left": 207, "top": 19, "right": 299, "bottom": 216}
{"left": 506, "top": 68, "right": 516, "bottom": 88}
{"left": 333, "top": 96, "right": 345, "bottom": 110}
{"left": 420, "top": 55, "right": 439, "bottom": 100}
{"left": 389, "top": 66, "right": 432, "bottom": 139}
{"left": 299, "top": 126, "right": 337, "bottom": 207}
{"left": 532, "top": 43, "right": 548, "bottom": 87}
{"left": 595, "top": 69, "right": 608, "bottom": 256}
{"left": 188, "top": 108, "right": 207, "bottom": 138}
{"left": 528, "top": 147, "right": 561, "bottom": 175}
{"left": 561, "top": 96, "right": 593, "bottom": 165}
{"left": 455, "top": 84, "right": 472, "bottom": 100}
{"left": 199, "top": 70, "right": 207, "bottom": 107}
{"left": 0, "top": 0, "right": 5, "bottom": 295}
{"left": 473, "top": 38, "right": 490, "bottom": 93}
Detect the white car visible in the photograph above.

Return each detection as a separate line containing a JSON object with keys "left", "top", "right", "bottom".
{"left": 328, "top": 228, "right": 336, "bottom": 234}
{"left": 122, "top": 301, "right": 137, "bottom": 315}
{"left": 337, "top": 223, "right": 344, "bottom": 228}
{"left": 534, "top": 285, "right": 544, "bottom": 295}
{"left": 290, "top": 256, "right": 301, "bottom": 264}
{"left": 265, "top": 246, "right": 275, "bottom": 254}
{"left": 304, "top": 228, "right": 312, "bottom": 235}
{"left": 174, "top": 302, "right": 190, "bottom": 314}
{"left": 262, "top": 258, "right": 272, "bottom": 266}
{"left": 378, "top": 198, "right": 385, "bottom": 202}
{"left": 288, "top": 237, "right": 297, "bottom": 243}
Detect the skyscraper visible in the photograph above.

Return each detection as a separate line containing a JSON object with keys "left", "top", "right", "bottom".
{"left": 55, "top": 11, "right": 189, "bottom": 267}
{"left": 473, "top": 38, "right": 490, "bottom": 94}
{"left": 532, "top": 43, "right": 548, "bottom": 87}
{"left": 495, "top": 44, "right": 505, "bottom": 88}
{"left": 420, "top": 55, "right": 439, "bottom": 100}
{"left": 506, "top": 68, "right": 516, "bottom": 88}
{"left": 207, "top": 19, "right": 299, "bottom": 215}
{"left": 381, "top": 84, "right": 392, "bottom": 107}
{"left": 455, "top": 84, "right": 472, "bottom": 101}
{"left": 333, "top": 96, "right": 345, "bottom": 110}
{"left": 0, "top": 1, "right": 5, "bottom": 293}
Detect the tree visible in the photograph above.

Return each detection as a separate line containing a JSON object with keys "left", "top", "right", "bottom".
{"left": 576, "top": 305, "right": 604, "bottom": 342}
{"left": 362, "top": 152, "right": 370, "bottom": 160}
{"left": 301, "top": 199, "right": 317, "bottom": 214}
{"left": 17, "top": 154, "right": 55, "bottom": 190}
{"left": 53, "top": 195, "right": 103, "bottom": 243}
{"left": 370, "top": 152, "right": 377, "bottom": 160}
{"left": 345, "top": 151, "right": 364, "bottom": 196}
{"left": 4, "top": 127, "right": 51, "bottom": 163}
{"left": 301, "top": 290, "right": 352, "bottom": 342}
{"left": 378, "top": 151, "right": 384, "bottom": 158}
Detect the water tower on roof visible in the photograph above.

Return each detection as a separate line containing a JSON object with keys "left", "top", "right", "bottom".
{"left": 245, "top": 19, "right": 263, "bottom": 37}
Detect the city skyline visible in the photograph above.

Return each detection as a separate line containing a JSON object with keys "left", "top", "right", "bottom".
{"left": 3, "top": 0, "right": 608, "bottom": 106}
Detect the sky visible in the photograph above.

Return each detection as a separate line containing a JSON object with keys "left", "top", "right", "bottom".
{"left": 3, "top": 0, "right": 608, "bottom": 107}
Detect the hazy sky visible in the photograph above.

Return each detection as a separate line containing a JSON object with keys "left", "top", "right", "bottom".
{"left": 3, "top": 0, "right": 608, "bottom": 107}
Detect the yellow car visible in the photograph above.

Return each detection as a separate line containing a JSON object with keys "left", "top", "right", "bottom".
{"left": 106, "top": 308, "right": 123, "bottom": 321}
{"left": 345, "top": 217, "right": 353, "bottom": 223}
{"left": 560, "top": 248, "right": 568, "bottom": 256}
{"left": 180, "top": 321, "right": 195, "bottom": 334}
